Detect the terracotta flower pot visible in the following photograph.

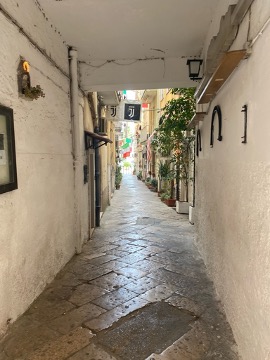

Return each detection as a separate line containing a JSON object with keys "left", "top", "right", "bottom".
{"left": 165, "top": 198, "right": 176, "bottom": 207}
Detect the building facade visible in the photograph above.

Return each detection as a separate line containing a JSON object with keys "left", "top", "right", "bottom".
{"left": 1, "top": 1, "right": 270, "bottom": 358}
{"left": 0, "top": 1, "right": 116, "bottom": 336}
{"left": 194, "top": 1, "right": 270, "bottom": 359}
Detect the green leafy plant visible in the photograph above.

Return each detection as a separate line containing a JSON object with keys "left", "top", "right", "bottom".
{"left": 172, "top": 136, "right": 194, "bottom": 201}
{"left": 158, "top": 161, "right": 171, "bottom": 180}
{"left": 137, "top": 170, "right": 142, "bottom": 180}
{"left": 24, "top": 85, "right": 45, "bottom": 100}
{"left": 115, "top": 165, "right": 123, "bottom": 188}
{"left": 150, "top": 178, "right": 158, "bottom": 188}
{"left": 157, "top": 160, "right": 172, "bottom": 193}
{"left": 161, "top": 191, "right": 170, "bottom": 201}
{"left": 123, "top": 161, "right": 131, "bottom": 169}
{"left": 153, "top": 88, "right": 196, "bottom": 201}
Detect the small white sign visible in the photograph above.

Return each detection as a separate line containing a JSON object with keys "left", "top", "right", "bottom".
{"left": 106, "top": 105, "right": 120, "bottom": 121}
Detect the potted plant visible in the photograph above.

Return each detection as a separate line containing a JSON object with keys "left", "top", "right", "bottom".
{"left": 150, "top": 178, "right": 158, "bottom": 192}
{"left": 160, "top": 192, "right": 169, "bottom": 202}
{"left": 115, "top": 165, "right": 122, "bottom": 190}
{"left": 165, "top": 196, "right": 176, "bottom": 207}
{"left": 157, "top": 160, "right": 171, "bottom": 196}
{"left": 137, "top": 170, "right": 142, "bottom": 180}
{"left": 145, "top": 176, "right": 151, "bottom": 188}
{"left": 173, "top": 137, "right": 194, "bottom": 214}
{"left": 159, "top": 189, "right": 175, "bottom": 207}
{"left": 152, "top": 88, "right": 195, "bottom": 213}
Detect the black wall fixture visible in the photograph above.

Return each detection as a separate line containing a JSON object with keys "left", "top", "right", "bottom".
{"left": 210, "top": 105, "right": 222, "bottom": 147}
{"left": 196, "top": 129, "right": 202, "bottom": 156}
{"left": 18, "top": 59, "right": 31, "bottom": 95}
{"left": 241, "top": 105, "right": 247, "bottom": 144}
{"left": 0, "top": 105, "right": 18, "bottom": 194}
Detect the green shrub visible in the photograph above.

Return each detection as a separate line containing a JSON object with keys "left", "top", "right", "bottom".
{"left": 115, "top": 166, "right": 122, "bottom": 187}
{"left": 151, "top": 178, "right": 158, "bottom": 188}
{"left": 137, "top": 171, "right": 142, "bottom": 180}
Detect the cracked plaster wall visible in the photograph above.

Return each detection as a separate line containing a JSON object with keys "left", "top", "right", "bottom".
{"left": 196, "top": 1, "right": 270, "bottom": 359}
{"left": 0, "top": 0, "right": 69, "bottom": 75}
{"left": 0, "top": 1, "right": 78, "bottom": 336}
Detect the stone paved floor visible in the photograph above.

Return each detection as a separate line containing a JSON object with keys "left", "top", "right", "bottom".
{"left": 0, "top": 174, "right": 239, "bottom": 360}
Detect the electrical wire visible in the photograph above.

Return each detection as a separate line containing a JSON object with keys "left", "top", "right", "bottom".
{"left": 80, "top": 56, "right": 165, "bottom": 69}
{"left": 249, "top": 14, "right": 270, "bottom": 48}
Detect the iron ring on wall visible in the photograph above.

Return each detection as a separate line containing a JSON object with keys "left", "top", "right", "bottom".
{"left": 210, "top": 105, "right": 222, "bottom": 147}
{"left": 196, "top": 129, "right": 202, "bottom": 156}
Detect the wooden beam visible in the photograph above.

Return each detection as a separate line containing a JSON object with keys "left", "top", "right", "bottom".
{"left": 196, "top": 1, "right": 254, "bottom": 103}
{"left": 197, "top": 50, "right": 246, "bottom": 104}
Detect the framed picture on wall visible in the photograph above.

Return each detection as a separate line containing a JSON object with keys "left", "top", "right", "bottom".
{"left": 0, "top": 105, "right": 17, "bottom": 194}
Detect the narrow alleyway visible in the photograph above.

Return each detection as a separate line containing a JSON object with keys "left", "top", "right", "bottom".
{"left": 0, "top": 175, "right": 238, "bottom": 360}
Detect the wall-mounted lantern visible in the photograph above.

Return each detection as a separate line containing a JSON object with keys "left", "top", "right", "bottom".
{"left": 186, "top": 59, "right": 203, "bottom": 80}
{"left": 17, "top": 58, "right": 45, "bottom": 100}
{"left": 18, "top": 59, "right": 31, "bottom": 95}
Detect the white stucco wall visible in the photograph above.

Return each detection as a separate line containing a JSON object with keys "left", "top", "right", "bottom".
{"left": 201, "top": 0, "right": 238, "bottom": 61}
{"left": 0, "top": 0, "right": 69, "bottom": 75}
{"left": 196, "top": 1, "right": 270, "bottom": 359}
{"left": 0, "top": 1, "right": 76, "bottom": 335}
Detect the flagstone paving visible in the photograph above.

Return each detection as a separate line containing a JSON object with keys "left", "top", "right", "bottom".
{"left": 0, "top": 174, "right": 239, "bottom": 360}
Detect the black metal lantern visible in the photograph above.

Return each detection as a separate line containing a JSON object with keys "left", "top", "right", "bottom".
{"left": 186, "top": 59, "right": 203, "bottom": 80}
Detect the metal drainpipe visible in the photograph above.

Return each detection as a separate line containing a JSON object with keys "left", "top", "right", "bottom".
{"left": 69, "top": 47, "right": 83, "bottom": 253}
{"left": 95, "top": 102, "right": 101, "bottom": 227}
{"left": 192, "top": 140, "right": 196, "bottom": 207}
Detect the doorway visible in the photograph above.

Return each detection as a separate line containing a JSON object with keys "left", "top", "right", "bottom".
{"left": 88, "top": 150, "right": 95, "bottom": 237}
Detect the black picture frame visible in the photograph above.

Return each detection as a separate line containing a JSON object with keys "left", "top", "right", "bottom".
{"left": 0, "top": 105, "right": 18, "bottom": 194}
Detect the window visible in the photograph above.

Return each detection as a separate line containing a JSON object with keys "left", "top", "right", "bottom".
{"left": 0, "top": 105, "right": 18, "bottom": 194}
